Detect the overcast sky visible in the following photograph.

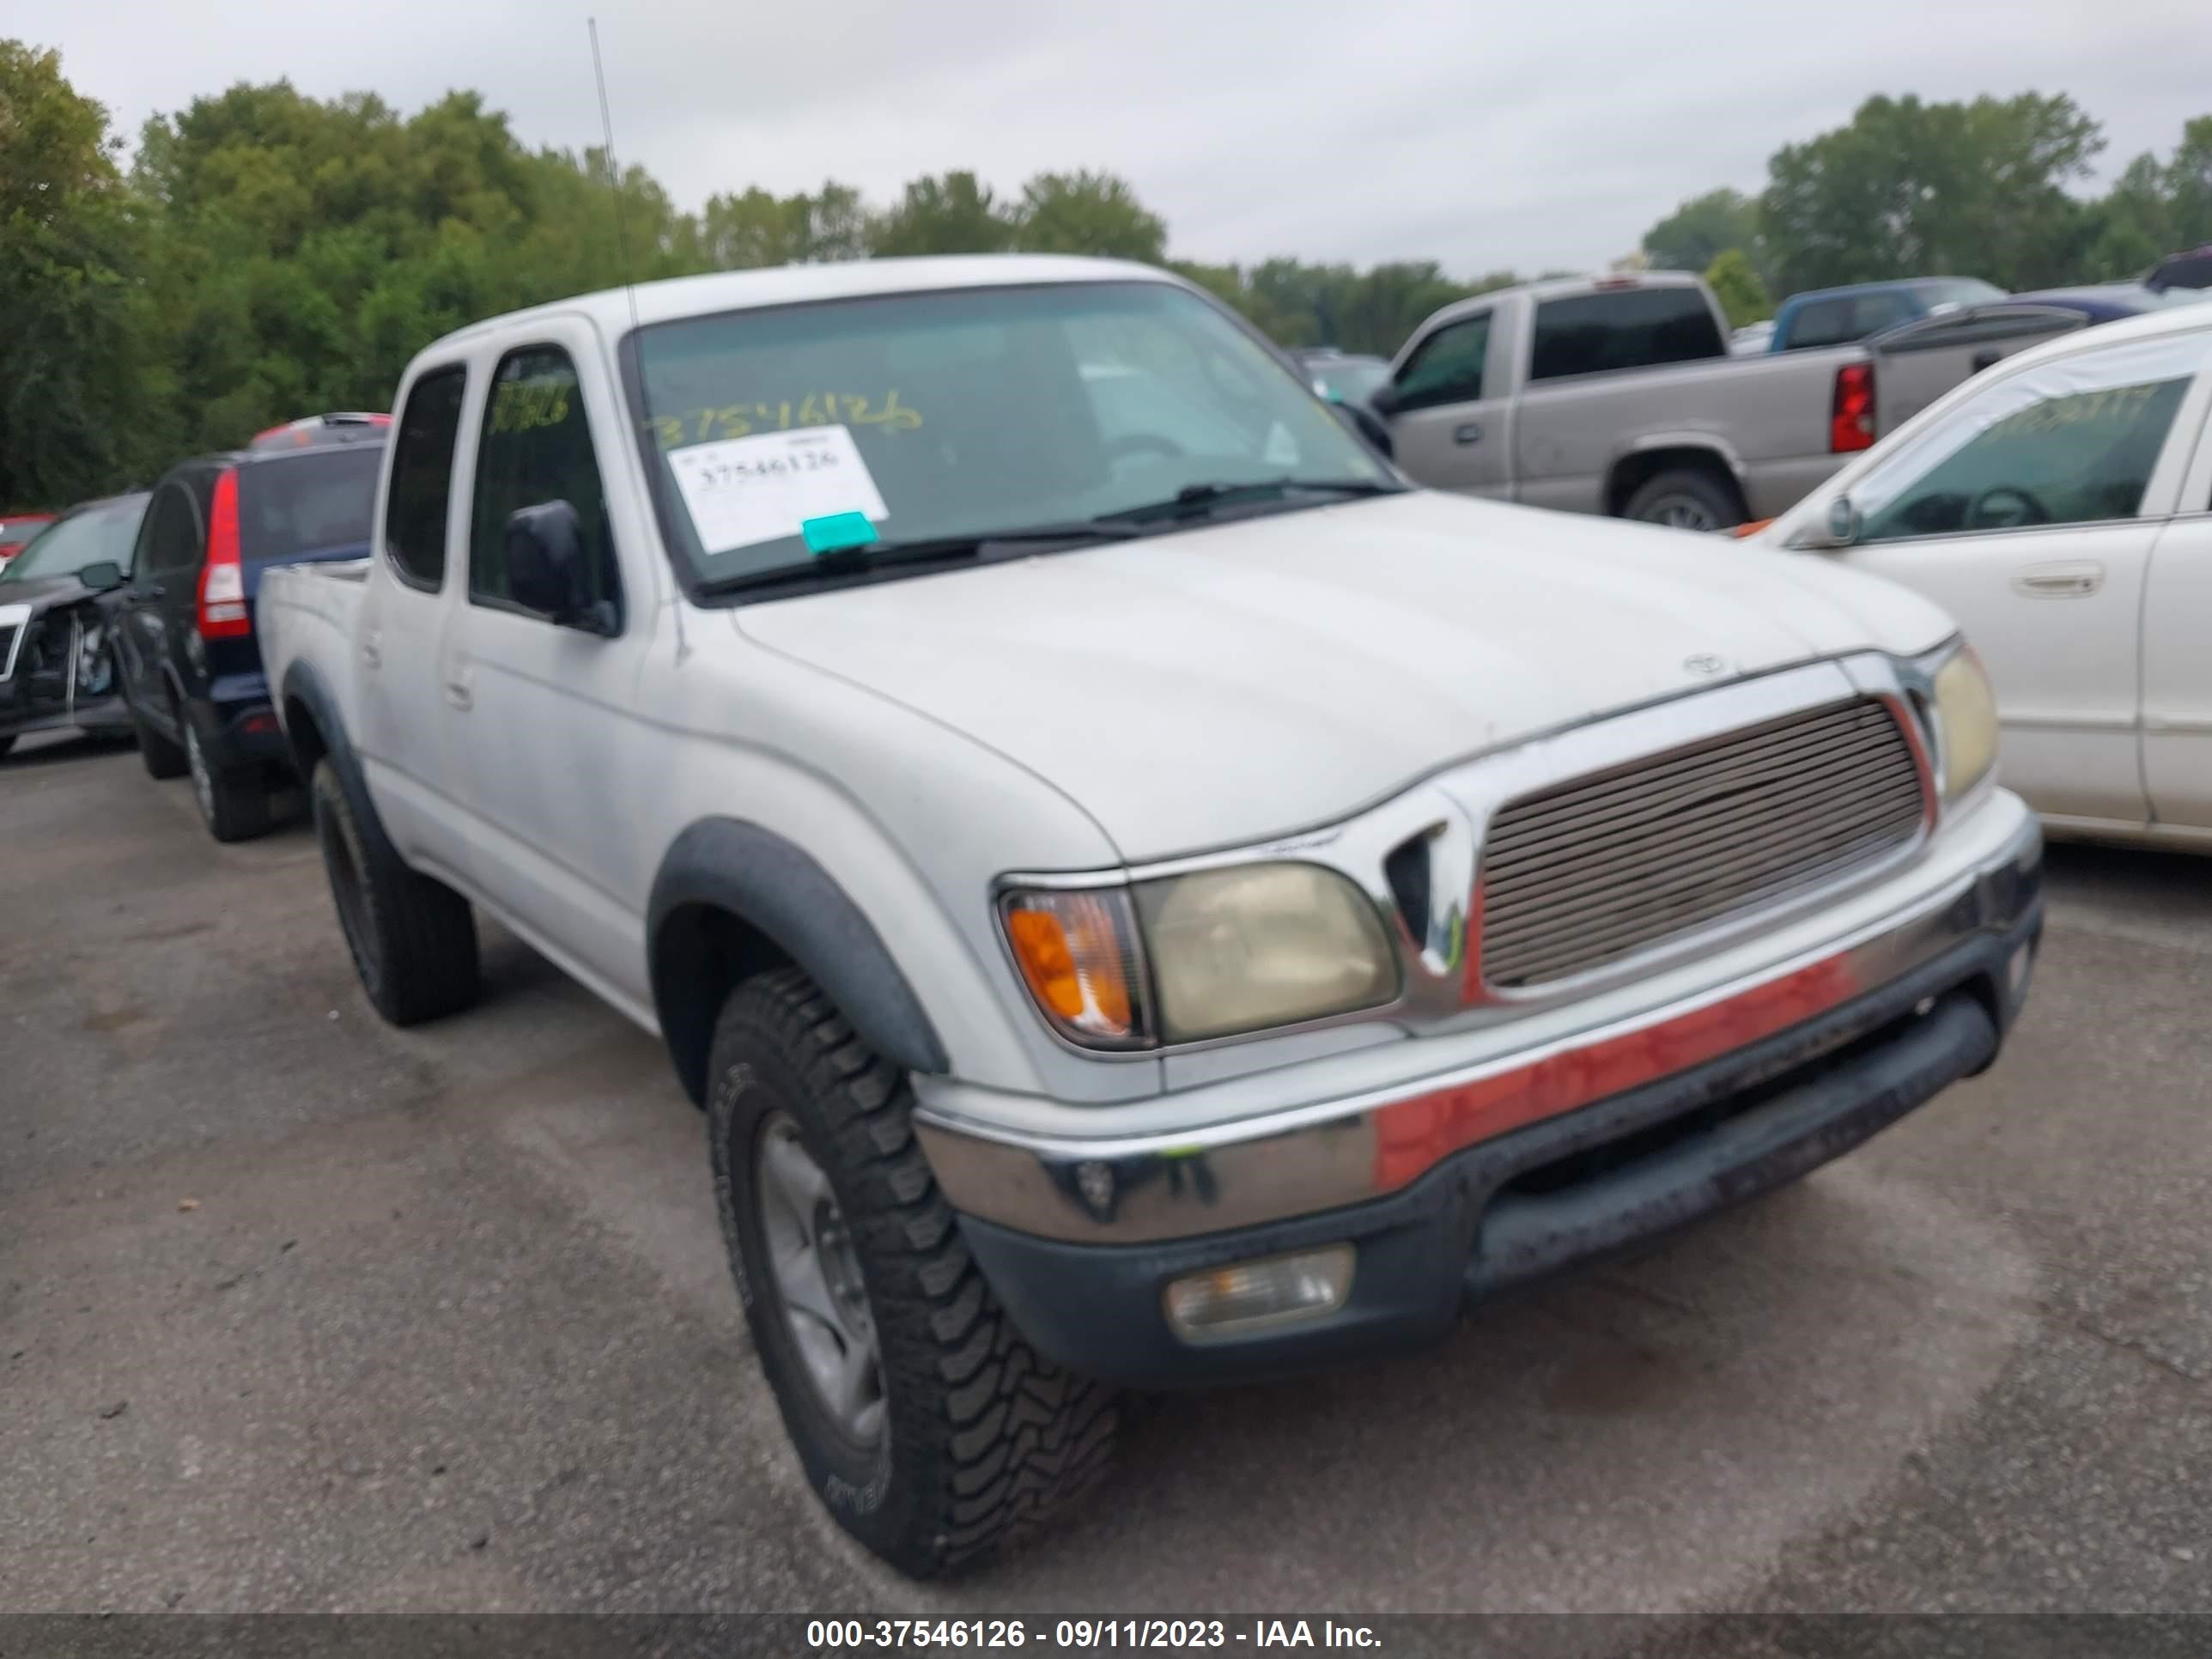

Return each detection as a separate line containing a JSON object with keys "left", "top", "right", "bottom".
{"left": 24, "top": 0, "right": 2209, "bottom": 276}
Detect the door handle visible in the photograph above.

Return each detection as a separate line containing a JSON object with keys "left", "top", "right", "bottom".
{"left": 1454, "top": 422, "right": 1485, "bottom": 446}
{"left": 2012, "top": 562, "right": 2103, "bottom": 598}
{"left": 442, "top": 678, "right": 473, "bottom": 711}
{"left": 142, "top": 583, "right": 167, "bottom": 600}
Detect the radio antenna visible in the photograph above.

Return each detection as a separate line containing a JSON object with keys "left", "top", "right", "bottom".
{"left": 587, "top": 18, "right": 690, "bottom": 660}
{"left": 588, "top": 17, "right": 643, "bottom": 341}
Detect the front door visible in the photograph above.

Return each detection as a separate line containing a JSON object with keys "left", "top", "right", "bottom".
{"left": 1833, "top": 329, "right": 2212, "bottom": 827}
{"left": 441, "top": 325, "right": 659, "bottom": 1012}
{"left": 1384, "top": 307, "right": 1515, "bottom": 499}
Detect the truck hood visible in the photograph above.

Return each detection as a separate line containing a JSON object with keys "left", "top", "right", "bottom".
{"left": 734, "top": 489, "right": 1956, "bottom": 862}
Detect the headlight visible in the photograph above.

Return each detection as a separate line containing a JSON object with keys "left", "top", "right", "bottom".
{"left": 1931, "top": 644, "right": 1999, "bottom": 801}
{"left": 1137, "top": 865, "right": 1397, "bottom": 1042}
{"left": 1000, "top": 863, "right": 1401, "bottom": 1049}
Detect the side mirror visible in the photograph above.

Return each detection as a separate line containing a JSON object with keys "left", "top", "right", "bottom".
{"left": 1367, "top": 382, "right": 1404, "bottom": 418}
{"left": 1332, "top": 400, "right": 1395, "bottom": 461}
{"left": 1800, "top": 493, "right": 1862, "bottom": 550}
{"left": 504, "top": 501, "right": 613, "bottom": 633}
{"left": 76, "top": 560, "right": 125, "bottom": 592}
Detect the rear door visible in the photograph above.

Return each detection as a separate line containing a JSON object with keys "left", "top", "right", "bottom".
{"left": 117, "top": 477, "right": 205, "bottom": 734}
{"left": 1384, "top": 304, "right": 1514, "bottom": 497}
{"left": 1834, "top": 328, "right": 2212, "bottom": 828}
{"left": 353, "top": 362, "right": 476, "bottom": 887}
{"left": 1869, "top": 306, "right": 2091, "bottom": 433}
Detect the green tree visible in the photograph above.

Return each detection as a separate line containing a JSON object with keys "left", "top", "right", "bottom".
{"left": 2081, "top": 114, "right": 2212, "bottom": 278}
{"left": 1760, "top": 92, "right": 2104, "bottom": 294}
{"left": 1644, "top": 188, "right": 1766, "bottom": 283}
{"left": 0, "top": 40, "right": 172, "bottom": 507}
{"left": 1011, "top": 169, "right": 1167, "bottom": 262}
{"left": 1704, "top": 249, "right": 1772, "bottom": 327}
{"left": 867, "top": 171, "right": 1014, "bottom": 258}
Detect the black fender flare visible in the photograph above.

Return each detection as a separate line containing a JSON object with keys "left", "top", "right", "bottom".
{"left": 648, "top": 818, "right": 951, "bottom": 1104}
{"left": 279, "top": 658, "right": 400, "bottom": 866}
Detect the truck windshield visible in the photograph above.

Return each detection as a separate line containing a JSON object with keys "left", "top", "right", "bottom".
{"left": 0, "top": 495, "right": 147, "bottom": 583}
{"left": 629, "top": 280, "right": 1390, "bottom": 586}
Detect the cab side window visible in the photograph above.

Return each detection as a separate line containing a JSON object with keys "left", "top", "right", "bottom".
{"left": 386, "top": 366, "right": 468, "bottom": 589}
{"left": 1391, "top": 315, "right": 1492, "bottom": 412}
{"left": 469, "top": 346, "right": 620, "bottom": 623}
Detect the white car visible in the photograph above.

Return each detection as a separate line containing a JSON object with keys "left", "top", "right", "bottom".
{"left": 256, "top": 255, "right": 2043, "bottom": 1576}
{"left": 1753, "top": 302, "right": 2212, "bottom": 852}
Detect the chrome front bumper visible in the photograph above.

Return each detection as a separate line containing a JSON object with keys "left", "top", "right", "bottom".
{"left": 915, "top": 788, "right": 2042, "bottom": 1248}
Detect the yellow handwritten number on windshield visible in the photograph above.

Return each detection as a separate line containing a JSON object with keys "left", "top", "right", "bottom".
{"left": 654, "top": 392, "right": 923, "bottom": 448}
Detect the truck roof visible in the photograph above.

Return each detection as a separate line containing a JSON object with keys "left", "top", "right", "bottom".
{"left": 417, "top": 255, "right": 1182, "bottom": 357}
{"left": 1399, "top": 270, "right": 1708, "bottom": 342}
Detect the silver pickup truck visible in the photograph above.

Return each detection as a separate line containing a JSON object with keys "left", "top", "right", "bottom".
{"left": 1374, "top": 272, "right": 2085, "bottom": 533}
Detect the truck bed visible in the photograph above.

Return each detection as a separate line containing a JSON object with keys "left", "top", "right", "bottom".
{"left": 257, "top": 557, "right": 371, "bottom": 754}
{"left": 1510, "top": 344, "right": 1866, "bottom": 521}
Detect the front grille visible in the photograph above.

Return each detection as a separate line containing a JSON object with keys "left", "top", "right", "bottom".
{"left": 1478, "top": 698, "right": 1926, "bottom": 990}
{"left": 0, "top": 623, "right": 19, "bottom": 680}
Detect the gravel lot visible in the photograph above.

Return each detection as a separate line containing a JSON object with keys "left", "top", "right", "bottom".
{"left": 4, "top": 727, "right": 2209, "bottom": 1620}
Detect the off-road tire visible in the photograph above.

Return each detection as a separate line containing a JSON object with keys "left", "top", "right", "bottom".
{"left": 132, "top": 705, "right": 188, "bottom": 780}
{"left": 0, "top": 735, "right": 14, "bottom": 761}
{"left": 708, "top": 968, "right": 1121, "bottom": 1578}
{"left": 1624, "top": 466, "right": 1746, "bottom": 532}
{"left": 309, "top": 759, "right": 480, "bottom": 1025}
{"left": 186, "top": 722, "right": 273, "bottom": 843}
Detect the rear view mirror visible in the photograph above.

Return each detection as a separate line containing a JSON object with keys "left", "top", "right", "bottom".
{"left": 76, "top": 560, "right": 125, "bottom": 592}
{"left": 504, "top": 501, "right": 613, "bottom": 634}
{"left": 1800, "top": 494, "right": 1863, "bottom": 550}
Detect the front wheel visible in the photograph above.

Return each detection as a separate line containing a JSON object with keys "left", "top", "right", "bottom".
{"left": 0, "top": 734, "right": 15, "bottom": 762}
{"left": 708, "top": 968, "right": 1120, "bottom": 1577}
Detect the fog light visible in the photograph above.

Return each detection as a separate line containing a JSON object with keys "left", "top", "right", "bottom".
{"left": 1163, "top": 1245, "right": 1354, "bottom": 1342}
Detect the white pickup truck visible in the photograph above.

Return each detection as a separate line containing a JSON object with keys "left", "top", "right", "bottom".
{"left": 258, "top": 254, "right": 2045, "bottom": 1577}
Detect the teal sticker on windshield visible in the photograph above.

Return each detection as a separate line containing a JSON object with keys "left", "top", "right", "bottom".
{"left": 801, "top": 512, "right": 879, "bottom": 556}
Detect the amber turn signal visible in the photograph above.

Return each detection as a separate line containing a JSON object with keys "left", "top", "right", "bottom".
{"left": 1001, "top": 890, "right": 1146, "bottom": 1047}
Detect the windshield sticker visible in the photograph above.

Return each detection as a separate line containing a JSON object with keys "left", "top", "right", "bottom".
{"left": 666, "top": 425, "right": 891, "bottom": 557}
{"left": 654, "top": 392, "right": 923, "bottom": 449}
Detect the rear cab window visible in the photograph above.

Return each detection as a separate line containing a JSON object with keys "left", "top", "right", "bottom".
{"left": 385, "top": 367, "right": 469, "bottom": 588}
{"left": 1528, "top": 286, "right": 1724, "bottom": 381}
{"left": 238, "top": 447, "right": 383, "bottom": 564}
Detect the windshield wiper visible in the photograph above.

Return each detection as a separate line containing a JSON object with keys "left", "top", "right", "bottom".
{"left": 691, "top": 520, "right": 1148, "bottom": 599}
{"left": 1097, "top": 477, "right": 1400, "bottom": 526}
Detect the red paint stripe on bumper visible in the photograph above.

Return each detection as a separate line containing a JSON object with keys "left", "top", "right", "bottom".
{"left": 1371, "top": 951, "right": 1864, "bottom": 1191}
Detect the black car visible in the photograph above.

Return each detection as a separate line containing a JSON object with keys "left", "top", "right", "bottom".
{"left": 115, "top": 434, "right": 384, "bottom": 840}
{"left": 0, "top": 492, "right": 149, "bottom": 761}
{"left": 2147, "top": 246, "right": 2212, "bottom": 294}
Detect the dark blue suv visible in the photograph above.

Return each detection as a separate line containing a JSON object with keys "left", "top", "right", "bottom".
{"left": 114, "top": 427, "right": 385, "bottom": 840}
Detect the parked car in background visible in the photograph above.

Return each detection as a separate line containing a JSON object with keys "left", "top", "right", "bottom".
{"left": 114, "top": 422, "right": 385, "bottom": 840}
{"left": 0, "top": 493, "right": 148, "bottom": 760}
{"left": 2006, "top": 282, "right": 2209, "bottom": 324}
{"left": 1751, "top": 302, "right": 2212, "bottom": 852}
{"left": 1768, "top": 277, "right": 2007, "bottom": 353}
{"left": 1291, "top": 347, "right": 1394, "bottom": 405}
{"left": 1374, "top": 271, "right": 1881, "bottom": 530}
{"left": 1731, "top": 319, "right": 1776, "bottom": 356}
{"left": 2146, "top": 245, "right": 2212, "bottom": 294}
{"left": 259, "top": 254, "right": 2042, "bottom": 1578}
{"left": 247, "top": 411, "right": 392, "bottom": 453}
{"left": 0, "top": 512, "right": 57, "bottom": 574}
